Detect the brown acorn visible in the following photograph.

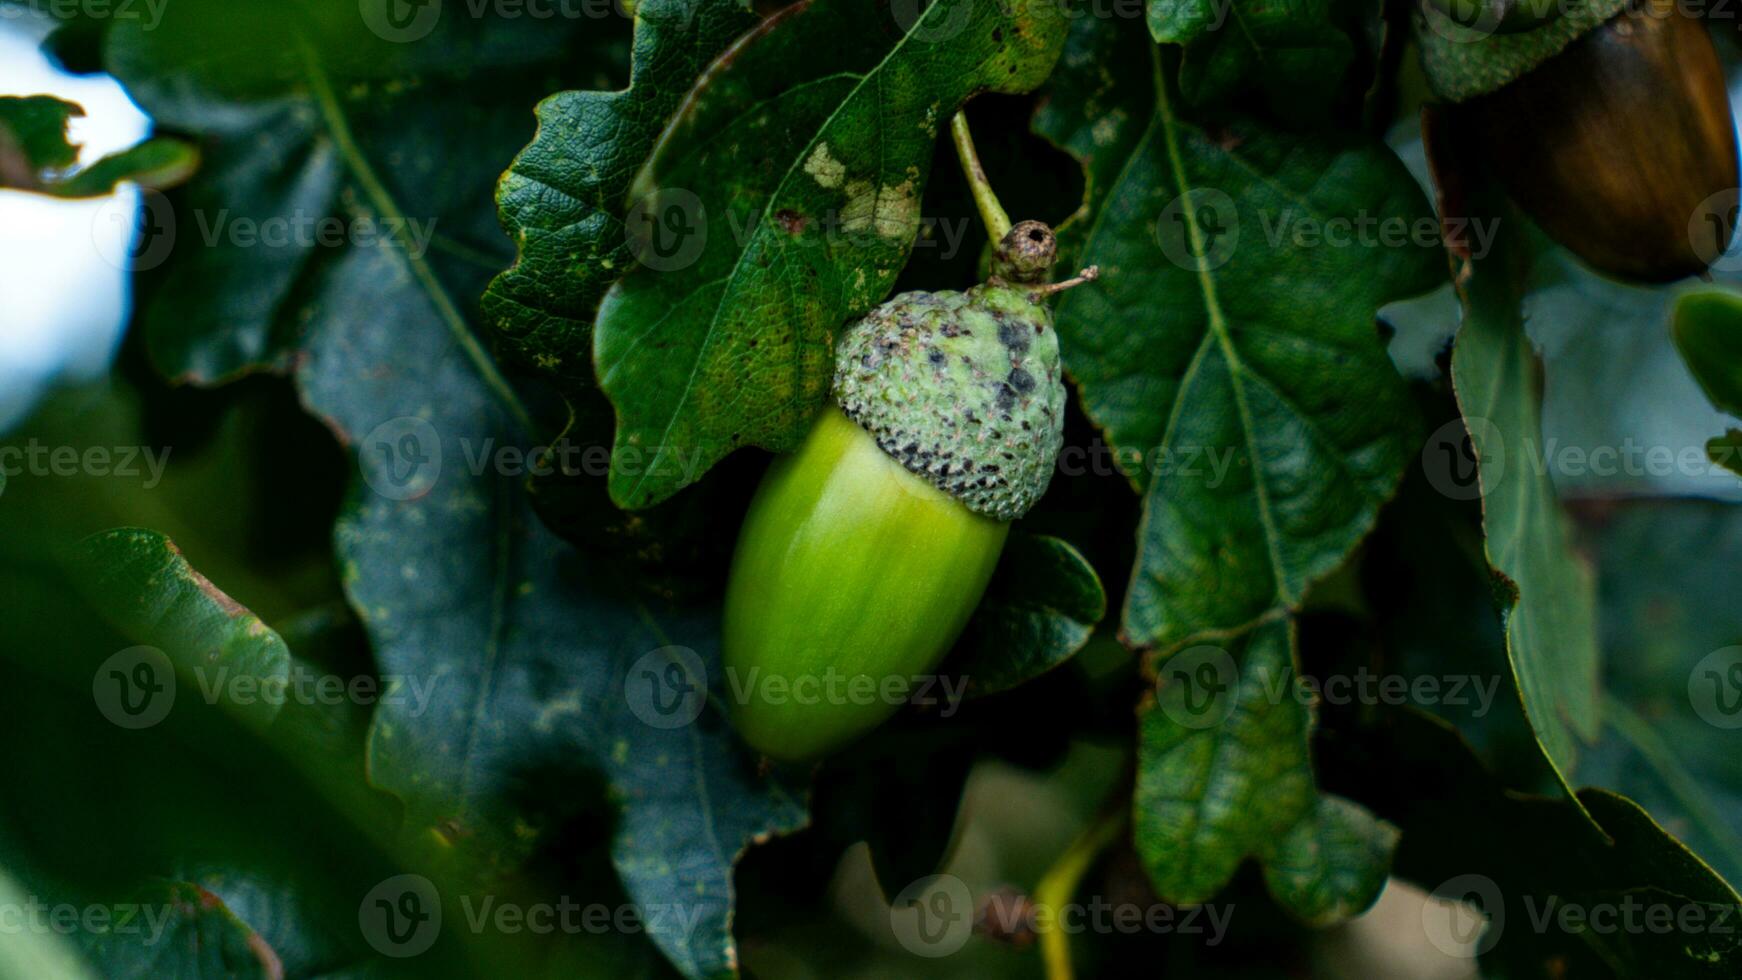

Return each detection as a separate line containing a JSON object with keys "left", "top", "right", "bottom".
{"left": 1458, "top": 1, "right": 1740, "bottom": 282}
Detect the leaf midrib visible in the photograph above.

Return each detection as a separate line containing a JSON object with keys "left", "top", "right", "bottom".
{"left": 618, "top": 0, "right": 986, "bottom": 505}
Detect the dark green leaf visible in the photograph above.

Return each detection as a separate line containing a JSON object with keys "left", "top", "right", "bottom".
{"left": 295, "top": 238, "right": 806, "bottom": 979}
{"left": 0, "top": 95, "right": 195, "bottom": 197}
{"left": 483, "top": 0, "right": 764, "bottom": 387}
{"left": 1356, "top": 711, "right": 1742, "bottom": 979}
{"left": 1034, "top": 15, "right": 1442, "bottom": 651}
{"left": 73, "top": 528, "right": 292, "bottom": 734}
{"left": 1675, "top": 288, "right": 1742, "bottom": 416}
{"left": 78, "top": 880, "right": 282, "bottom": 980}
{"left": 592, "top": 0, "right": 1069, "bottom": 509}
{"left": 105, "top": 0, "right": 627, "bottom": 383}
{"left": 1147, "top": 0, "right": 1353, "bottom": 115}
{"left": 1437, "top": 154, "right": 1600, "bottom": 782}
{"left": 1135, "top": 619, "right": 1394, "bottom": 919}
{"left": 105, "top": 6, "right": 807, "bottom": 974}
{"left": 1673, "top": 288, "right": 1742, "bottom": 481}
{"left": 947, "top": 532, "right": 1105, "bottom": 697}
{"left": 1710, "top": 430, "right": 1742, "bottom": 478}
{"left": 0, "top": 94, "right": 81, "bottom": 172}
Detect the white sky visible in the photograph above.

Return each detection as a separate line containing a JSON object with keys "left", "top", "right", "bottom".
{"left": 0, "top": 18, "right": 149, "bottom": 431}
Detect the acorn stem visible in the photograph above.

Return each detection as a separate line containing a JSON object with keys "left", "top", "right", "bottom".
{"left": 1030, "top": 266, "right": 1101, "bottom": 297}
{"left": 950, "top": 109, "right": 1012, "bottom": 242}
{"left": 1033, "top": 799, "right": 1129, "bottom": 980}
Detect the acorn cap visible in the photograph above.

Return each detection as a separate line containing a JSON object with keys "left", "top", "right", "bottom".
{"left": 1415, "top": 0, "right": 1628, "bottom": 101}
{"left": 832, "top": 222, "right": 1068, "bottom": 522}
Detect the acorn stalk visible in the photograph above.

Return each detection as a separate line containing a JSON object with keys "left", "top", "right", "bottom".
{"left": 723, "top": 221, "right": 1095, "bottom": 761}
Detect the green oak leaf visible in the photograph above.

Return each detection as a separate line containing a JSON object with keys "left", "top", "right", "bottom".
{"left": 0, "top": 95, "right": 195, "bottom": 198}
{"left": 947, "top": 532, "right": 1106, "bottom": 698}
{"left": 1674, "top": 288, "right": 1742, "bottom": 417}
{"left": 592, "top": 0, "right": 1069, "bottom": 509}
{"left": 483, "top": 0, "right": 763, "bottom": 386}
{"left": 1034, "top": 15, "right": 1442, "bottom": 652}
{"left": 1710, "top": 430, "right": 1742, "bottom": 478}
{"left": 104, "top": 6, "right": 806, "bottom": 975}
{"left": 1371, "top": 713, "right": 1742, "bottom": 978}
{"left": 1146, "top": 0, "right": 1354, "bottom": 116}
{"left": 104, "top": 0, "right": 630, "bottom": 383}
{"left": 78, "top": 880, "right": 283, "bottom": 980}
{"left": 1673, "top": 288, "right": 1742, "bottom": 478}
{"left": 295, "top": 238, "right": 807, "bottom": 979}
{"left": 0, "top": 94, "right": 80, "bottom": 171}
{"left": 72, "top": 528, "right": 292, "bottom": 734}
{"left": 1135, "top": 619, "right": 1396, "bottom": 919}
{"left": 1438, "top": 168, "right": 1601, "bottom": 783}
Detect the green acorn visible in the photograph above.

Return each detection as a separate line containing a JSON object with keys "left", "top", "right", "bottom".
{"left": 723, "top": 221, "right": 1096, "bottom": 761}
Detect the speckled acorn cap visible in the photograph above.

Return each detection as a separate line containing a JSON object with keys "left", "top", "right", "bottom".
{"left": 832, "top": 222, "right": 1067, "bottom": 522}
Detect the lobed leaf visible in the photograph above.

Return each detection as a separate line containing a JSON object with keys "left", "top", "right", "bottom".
{"left": 591, "top": 0, "right": 1070, "bottom": 509}
{"left": 1034, "top": 15, "right": 1442, "bottom": 652}
{"left": 1134, "top": 619, "right": 1395, "bottom": 919}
